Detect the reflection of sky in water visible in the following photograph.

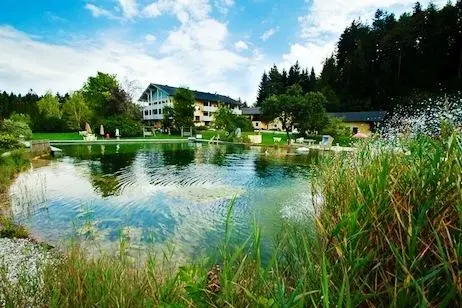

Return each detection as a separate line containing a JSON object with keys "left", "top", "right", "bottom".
{"left": 10, "top": 143, "right": 315, "bottom": 261}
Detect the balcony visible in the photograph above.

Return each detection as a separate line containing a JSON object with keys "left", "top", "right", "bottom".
{"left": 203, "top": 105, "right": 218, "bottom": 112}
{"left": 200, "top": 116, "right": 213, "bottom": 122}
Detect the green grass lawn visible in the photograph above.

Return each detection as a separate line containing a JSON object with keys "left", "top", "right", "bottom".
{"left": 32, "top": 132, "right": 83, "bottom": 140}
{"left": 199, "top": 130, "right": 314, "bottom": 145}
{"left": 32, "top": 132, "right": 185, "bottom": 141}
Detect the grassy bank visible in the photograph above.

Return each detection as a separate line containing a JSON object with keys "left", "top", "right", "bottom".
{"left": 0, "top": 149, "right": 30, "bottom": 238}
{"left": 32, "top": 132, "right": 185, "bottom": 141}
{"left": 1, "top": 135, "right": 461, "bottom": 306}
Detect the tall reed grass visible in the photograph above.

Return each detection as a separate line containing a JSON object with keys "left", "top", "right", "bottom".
{"left": 1, "top": 135, "right": 461, "bottom": 306}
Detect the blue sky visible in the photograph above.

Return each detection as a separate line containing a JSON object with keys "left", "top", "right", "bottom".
{"left": 0, "top": 0, "right": 446, "bottom": 103}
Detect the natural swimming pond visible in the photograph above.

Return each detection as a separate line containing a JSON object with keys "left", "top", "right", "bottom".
{"left": 10, "top": 142, "right": 317, "bottom": 260}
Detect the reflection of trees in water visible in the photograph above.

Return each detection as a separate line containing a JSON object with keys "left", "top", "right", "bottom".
{"left": 161, "top": 143, "right": 195, "bottom": 167}
{"left": 253, "top": 149, "right": 319, "bottom": 178}
{"left": 89, "top": 172, "right": 120, "bottom": 197}
{"left": 70, "top": 144, "right": 139, "bottom": 197}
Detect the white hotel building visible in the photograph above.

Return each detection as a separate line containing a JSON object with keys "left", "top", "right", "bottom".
{"left": 139, "top": 84, "right": 242, "bottom": 127}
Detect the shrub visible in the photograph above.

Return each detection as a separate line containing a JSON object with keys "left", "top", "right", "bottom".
{"left": 9, "top": 113, "right": 31, "bottom": 126}
{"left": 0, "top": 134, "right": 21, "bottom": 150}
{"left": 322, "top": 116, "right": 350, "bottom": 138}
{"left": 1, "top": 119, "right": 32, "bottom": 140}
{"left": 234, "top": 116, "right": 254, "bottom": 132}
{"left": 102, "top": 115, "right": 142, "bottom": 137}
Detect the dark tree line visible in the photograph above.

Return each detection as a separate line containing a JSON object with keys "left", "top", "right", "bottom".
{"left": 257, "top": 1, "right": 462, "bottom": 112}
{"left": 256, "top": 62, "right": 317, "bottom": 106}
{"left": 0, "top": 72, "right": 142, "bottom": 135}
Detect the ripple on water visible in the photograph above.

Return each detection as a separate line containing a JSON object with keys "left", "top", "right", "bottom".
{"left": 10, "top": 143, "right": 314, "bottom": 260}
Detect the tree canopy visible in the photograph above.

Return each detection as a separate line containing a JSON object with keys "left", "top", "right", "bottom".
{"left": 261, "top": 85, "right": 328, "bottom": 143}
{"left": 172, "top": 87, "right": 195, "bottom": 131}
{"left": 256, "top": 2, "right": 462, "bottom": 113}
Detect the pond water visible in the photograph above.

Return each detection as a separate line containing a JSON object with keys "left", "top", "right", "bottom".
{"left": 10, "top": 142, "right": 317, "bottom": 261}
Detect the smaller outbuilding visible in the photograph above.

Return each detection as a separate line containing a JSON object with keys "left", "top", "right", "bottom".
{"left": 328, "top": 111, "right": 387, "bottom": 134}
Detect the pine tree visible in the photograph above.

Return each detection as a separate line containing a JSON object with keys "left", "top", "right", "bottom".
{"left": 288, "top": 61, "right": 301, "bottom": 87}
{"left": 268, "top": 65, "right": 284, "bottom": 96}
{"left": 309, "top": 68, "right": 317, "bottom": 92}
{"left": 256, "top": 72, "right": 270, "bottom": 106}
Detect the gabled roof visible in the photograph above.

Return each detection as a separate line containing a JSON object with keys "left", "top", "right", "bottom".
{"left": 242, "top": 107, "right": 261, "bottom": 115}
{"left": 139, "top": 83, "right": 239, "bottom": 105}
{"left": 329, "top": 111, "right": 387, "bottom": 122}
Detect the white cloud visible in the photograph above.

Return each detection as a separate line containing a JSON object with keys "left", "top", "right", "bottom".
{"left": 145, "top": 34, "right": 156, "bottom": 43}
{"left": 143, "top": 0, "right": 211, "bottom": 24}
{"left": 118, "top": 0, "right": 138, "bottom": 18}
{"left": 282, "top": 0, "right": 447, "bottom": 74}
{"left": 234, "top": 40, "right": 248, "bottom": 52}
{"left": 299, "top": 0, "right": 446, "bottom": 42}
{"left": 260, "top": 27, "right": 279, "bottom": 41}
{"left": 214, "top": 0, "right": 235, "bottom": 14}
{"left": 281, "top": 42, "right": 336, "bottom": 74}
{"left": 0, "top": 25, "right": 263, "bottom": 103}
{"left": 85, "top": 3, "right": 118, "bottom": 19}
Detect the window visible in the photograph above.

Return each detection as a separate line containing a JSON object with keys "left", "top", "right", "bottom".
{"left": 159, "top": 109, "right": 162, "bottom": 114}
{"left": 204, "top": 111, "right": 209, "bottom": 116}
{"left": 154, "top": 109, "right": 158, "bottom": 115}
{"left": 149, "top": 110, "right": 152, "bottom": 115}
{"left": 144, "top": 110, "right": 148, "bottom": 116}
{"left": 352, "top": 127, "right": 359, "bottom": 134}
{"left": 255, "top": 122, "right": 259, "bottom": 127}
{"left": 195, "top": 116, "right": 200, "bottom": 121}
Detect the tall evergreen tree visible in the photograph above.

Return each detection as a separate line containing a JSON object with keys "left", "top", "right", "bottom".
{"left": 268, "top": 65, "right": 284, "bottom": 96}
{"left": 256, "top": 72, "right": 270, "bottom": 106}
{"left": 309, "top": 68, "right": 317, "bottom": 92}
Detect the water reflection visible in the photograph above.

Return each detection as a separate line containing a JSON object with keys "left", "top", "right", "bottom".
{"left": 10, "top": 142, "right": 318, "bottom": 260}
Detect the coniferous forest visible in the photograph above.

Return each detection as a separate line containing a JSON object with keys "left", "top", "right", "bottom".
{"left": 257, "top": 1, "right": 462, "bottom": 112}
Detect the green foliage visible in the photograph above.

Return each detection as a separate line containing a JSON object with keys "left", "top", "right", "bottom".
{"left": 36, "top": 92, "right": 65, "bottom": 132}
{"left": 214, "top": 107, "right": 254, "bottom": 137}
{"left": 82, "top": 72, "right": 119, "bottom": 118}
{"left": 62, "top": 91, "right": 91, "bottom": 130}
{"left": 298, "top": 91, "right": 329, "bottom": 134}
{"left": 256, "top": 63, "right": 321, "bottom": 106}
{"left": 0, "top": 216, "right": 28, "bottom": 239}
{"left": 37, "top": 92, "right": 61, "bottom": 119}
{"left": 172, "top": 87, "right": 195, "bottom": 130}
{"left": 261, "top": 86, "right": 328, "bottom": 142}
{"left": 0, "top": 149, "right": 29, "bottom": 194}
{"left": 0, "top": 119, "right": 32, "bottom": 140}
{"left": 322, "top": 116, "right": 351, "bottom": 138}
{"left": 102, "top": 115, "right": 142, "bottom": 137}
{"left": 0, "top": 134, "right": 21, "bottom": 150}
{"left": 9, "top": 113, "right": 31, "bottom": 126}
{"left": 162, "top": 106, "right": 174, "bottom": 130}
{"left": 318, "top": 3, "right": 462, "bottom": 111}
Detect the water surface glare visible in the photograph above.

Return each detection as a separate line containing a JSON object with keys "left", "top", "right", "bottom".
{"left": 10, "top": 143, "right": 316, "bottom": 260}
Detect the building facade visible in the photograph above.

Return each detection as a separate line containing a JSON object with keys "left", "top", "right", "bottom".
{"left": 242, "top": 107, "right": 284, "bottom": 131}
{"left": 328, "top": 111, "right": 386, "bottom": 134}
{"left": 139, "top": 84, "right": 242, "bottom": 127}
{"left": 242, "top": 108, "right": 386, "bottom": 134}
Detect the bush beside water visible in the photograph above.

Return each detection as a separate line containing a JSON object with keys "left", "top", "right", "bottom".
{"left": 1, "top": 135, "right": 461, "bottom": 306}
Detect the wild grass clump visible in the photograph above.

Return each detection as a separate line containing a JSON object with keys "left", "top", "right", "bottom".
{"left": 1, "top": 135, "right": 461, "bottom": 306}
{"left": 312, "top": 134, "right": 462, "bottom": 306}
{"left": 0, "top": 149, "right": 30, "bottom": 238}
{"left": 0, "top": 216, "right": 28, "bottom": 238}
{"left": 0, "top": 149, "right": 29, "bottom": 194}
